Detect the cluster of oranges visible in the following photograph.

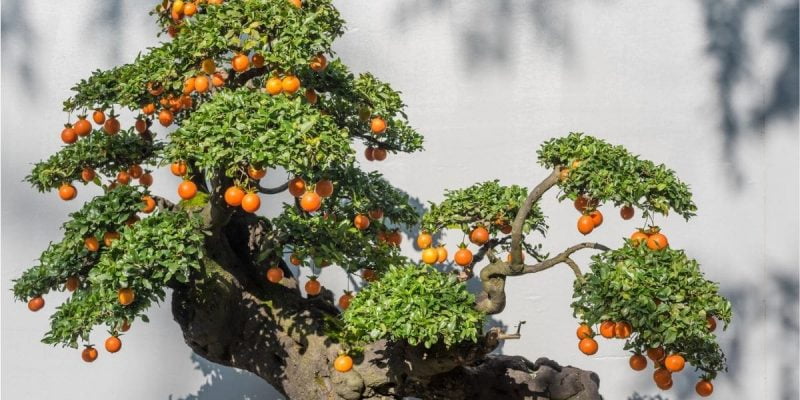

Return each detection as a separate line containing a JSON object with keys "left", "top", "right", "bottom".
{"left": 576, "top": 316, "right": 718, "bottom": 396}
{"left": 164, "top": 0, "right": 225, "bottom": 38}
{"left": 363, "top": 116, "right": 389, "bottom": 162}
{"left": 80, "top": 319, "right": 131, "bottom": 363}
{"left": 630, "top": 227, "right": 669, "bottom": 250}
{"left": 416, "top": 224, "right": 501, "bottom": 268}
{"left": 573, "top": 196, "right": 604, "bottom": 235}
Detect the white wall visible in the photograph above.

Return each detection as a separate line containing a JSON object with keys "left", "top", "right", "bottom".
{"left": 2, "top": 1, "right": 797, "bottom": 399}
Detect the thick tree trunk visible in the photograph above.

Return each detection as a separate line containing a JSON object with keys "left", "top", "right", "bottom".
{"left": 170, "top": 213, "right": 602, "bottom": 400}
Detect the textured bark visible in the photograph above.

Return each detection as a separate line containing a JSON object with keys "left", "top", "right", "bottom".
{"left": 169, "top": 211, "right": 603, "bottom": 400}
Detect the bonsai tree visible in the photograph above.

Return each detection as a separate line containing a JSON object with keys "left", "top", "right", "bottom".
{"left": 13, "top": 1, "right": 731, "bottom": 399}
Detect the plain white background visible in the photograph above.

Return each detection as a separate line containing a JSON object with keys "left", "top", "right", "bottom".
{"left": 2, "top": 1, "right": 798, "bottom": 399}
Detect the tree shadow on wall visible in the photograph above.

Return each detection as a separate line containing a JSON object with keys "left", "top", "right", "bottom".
{"left": 1, "top": 0, "right": 40, "bottom": 95}
{"left": 701, "top": 0, "right": 799, "bottom": 186}
{"left": 169, "top": 353, "right": 284, "bottom": 400}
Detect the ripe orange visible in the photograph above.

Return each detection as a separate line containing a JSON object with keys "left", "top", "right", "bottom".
{"left": 362, "top": 268, "right": 377, "bottom": 282}
{"left": 695, "top": 380, "right": 714, "bottom": 397}
{"left": 103, "top": 117, "right": 120, "bottom": 135}
{"left": 194, "top": 74, "right": 210, "bottom": 93}
{"left": 436, "top": 246, "right": 448, "bottom": 263}
{"left": 59, "top": 183, "right": 77, "bottom": 201}
{"left": 364, "top": 147, "right": 375, "bottom": 161}
{"left": 129, "top": 164, "right": 144, "bottom": 179}
{"left": 241, "top": 193, "right": 261, "bottom": 213}
{"left": 368, "top": 209, "right": 384, "bottom": 220}
{"left": 370, "top": 117, "right": 386, "bottom": 134}
{"left": 656, "top": 378, "right": 673, "bottom": 390}
{"left": 289, "top": 0, "right": 302, "bottom": 8}
{"left": 288, "top": 177, "right": 306, "bottom": 197}
{"left": 224, "top": 186, "right": 245, "bottom": 207}
{"left": 66, "top": 276, "right": 79, "bottom": 292}
{"left": 126, "top": 215, "right": 140, "bottom": 226}
{"left": 92, "top": 109, "right": 106, "bottom": 125}
{"left": 315, "top": 179, "right": 334, "bottom": 197}
{"left": 290, "top": 254, "right": 302, "bottom": 266}
{"left": 421, "top": 247, "right": 438, "bottom": 264}
{"left": 305, "top": 278, "right": 321, "bottom": 296}
{"left": 574, "top": 196, "right": 588, "bottom": 212}
{"left": 61, "top": 126, "right": 78, "bottom": 144}
{"left": 282, "top": 75, "right": 301, "bottom": 94}
{"left": 334, "top": 354, "right": 353, "bottom": 372}
{"left": 118, "top": 288, "right": 135, "bottom": 306}
{"left": 614, "top": 321, "right": 632, "bottom": 338}
{"left": 559, "top": 168, "right": 570, "bottom": 181}
{"left": 576, "top": 324, "right": 593, "bottom": 339}
{"left": 248, "top": 165, "right": 267, "bottom": 180}
{"left": 266, "top": 77, "right": 283, "bottom": 95}
{"left": 599, "top": 321, "right": 616, "bottom": 338}
{"left": 578, "top": 337, "right": 598, "bottom": 355}
{"left": 664, "top": 354, "right": 685, "bottom": 372}
{"left": 305, "top": 88, "right": 318, "bottom": 104}
{"left": 82, "top": 346, "right": 98, "bottom": 363}
{"left": 630, "top": 230, "right": 649, "bottom": 245}
{"left": 629, "top": 354, "right": 647, "bottom": 371}
{"left": 707, "top": 316, "right": 717, "bottom": 332}
{"left": 647, "top": 347, "right": 665, "bottom": 361}
{"left": 74, "top": 117, "right": 92, "bottom": 136}
{"left": 85, "top": 236, "right": 100, "bottom": 252}
{"left": 116, "top": 170, "right": 131, "bottom": 185}
{"left": 500, "top": 224, "right": 513, "bottom": 234}
{"left": 183, "top": 2, "right": 197, "bottom": 16}
{"left": 231, "top": 54, "right": 249, "bottom": 72}
{"left": 577, "top": 215, "right": 594, "bottom": 235}
{"left": 251, "top": 53, "right": 265, "bottom": 68}
{"left": 103, "top": 231, "right": 120, "bottom": 247}
{"left": 158, "top": 109, "right": 174, "bottom": 126}
{"left": 142, "top": 195, "right": 157, "bottom": 213}
{"left": 300, "top": 191, "right": 322, "bottom": 212}
{"left": 309, "top": 53, "right": 328, "bottom": 72}
{"left": 386, "top": 230, "right": 402, "bottom": 246}
{"left": 201, "top": 58, "right": 216, "bottom": 74}
{"left": 338, "top": 292, "right": 353, "bottom": 310}
{"left": 454, "top": 248, "right": 473, "bottom": 266}
{"left": 120, "top": 320, "right": 131, "bottom": 332}
{"left": 354, "top": 214, "right": 370, "bottom": 230}
{"left": 142, "top": 103, "right": 156, "bottom": 115}
{"left": 105, "top": 336, "right": 122, "bottom": 353}
{"left": 416, "top": 232, "right": 432, "bottom": 249}
{"left": 646, "top": 232, "right": 669, "bottom": 250}
{"left": 469, "top": 226, "right": 490, "bottom": 245}
{"left": 183, "top": 76, "right": 196, "bottom": 94}
{"left": 589, "top": 210, "right": 603, "bottom": 227}
{"left": 211, "top": 72, "right": 225, "bottom": 87}
{"left": 28, "top": 296, "right": 45, "bottom": 312}
{"left": 139, "top": 173, "right": 153, "bottom": 187}
{"left": 653, "top": 368, "right": 672, "bottom": 386}
{"left": 372, "top": 148, "right": 387, "bottom": 161}
{"left": 135, "top": 118, "right": 148, "bottom": 134}
{"left": 266, "top": 267, "right": 284, "bottom": 283}
{"left": 178, "top": 180, "right": 198, "bottom": 200}
{"left": 171, "top": 161, "right": 188, "bottom": 176}
{"left": 620, "top": 205, "right": 635, "bottom": 220}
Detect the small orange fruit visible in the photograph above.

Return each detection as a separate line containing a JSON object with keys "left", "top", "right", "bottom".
{"left": 368, "top": 209, "right": 384, "bottom": 220}
{"left": 620, "top": 205, "right": 635, "bottom": 220}
{"left": 224, "top": 186, "right": 245, "bottom": 207}
{"left": 664, "top": 354, "right": 685, "bottom": 372}
{"left": 82, "top": 346, "right": 98, "bottom": 363}
{"left": 194, "top": 74, "right": 210, "bottom": 93}
{"left": 372, "top": 148, "right": 387, "bottom": 161}
{"left": 435, "top": 246, "right": 448, "bottom": 263}
{"left": 171, "top": 161, "right": 188, "bottom": 176}
{"left": 28, "top": 296, "right": 45, "bottom": 312}
{"left": 252, "top": 53, "right": 265, "bottom": 68}
{"left": 315, "top": 179, "right": 334, "bottom": 197}
{"left": 309, "top": 53, "right": 328, "bottom": 72}
{"left": 288, "top": 177, "right": 306, "bottom": 197}
{"left": 141, "top": 195, "right": 156, "bottom": 213}
{"left": 416, "top": 232, "right": 432, "bottom": 249}
{"left": 231, "top": 54, "right": 249, "bottom": 72}
{"left": 61, "top": 126, "right": 78, "bottom": 144}
{"left": 614, "top": 321, "right": 632, "bottom": 338}
{"left": 630, "top": 230, "right": 649, "bottom": 245}
{"left": 599, "top": 321, "right": 616, "bottom": 338}
{"left": 370, "top": 117, "right": 386, "bottom": 134}
{"left": 103, "top": 117, "right": 120, "bottom": 135}
{"left": 304, "top": 277, "right": 321, "bottom": 296}
{"left": 105, "top": 336, "right": 122, "bottom": 353}
{"left": 241, "top": 193, "right": 261, "bottom": 213}
{"left": 338, "top": 291, "right": 354, "bottom": 310}
{"left": 696, "top": 380, "right": 714, "bottom": 397}
{"left": 646, "top": 232, "right": 669, "bottom": 250}
{"left": 647, "top": 347, "right": 665, "bottom": 362}
{"left": 66, "top": 276, "right": 79, "bottom": 292}
{"left": 139, "top": 173, "right": 153, "bottom": 187}
{"left": 59, "top": 183, "right": 77, "bottom": 201}
{"left": 158, "top": 109, "right": 174, "bottom": 126}
{"left": 73, "top": 117, "right": 92, "bottom": 136}
{"left": 354, "top": 214, "right": 370, "bottom": 230}
{"left": 576, "top": 324, "right": 593, "bottom": 339}
{"left": 84, "top": 237, "right": 100, "bottom": 252}
{"left": 300, "top": 191, "right": 322, "bottom": 212}
{"left": 629, "top": 354, "right": 647, "bottom": 371}
{"left": 589, "top": 210, "right": 603, "bottom": 227}
{"left": 178, "top": 180, "right": 198, "bottom": 200}
{"left": 266, "top": 267, "right": 284, "bottom": 283}
{"left": 92, "top": 109, "right": 106, "bottom": 125}
{"left": 577, "top": 215, "right": 594, "bottom": 235}
{"left": 469, "top": 226, "right": 490, "bottom": 245}
{"left": 421, "top": 247, "right": 438, "bottom": 264}
{"left": 578, "top": 337, "right": 598, "bottom": 355}
{"left": 282, "top": 75, "right": 301, "bottom": 94}
{"left": 248, "top": 165, "right": 267, "bottom": 180}
{"left": 454, "top": 248, "right": 473, "bottom": 266}
{"left": 266, "top": 77, "right": 283, "bottom": 95}
{"left": 333, "top": 354, "right": 353, "bottom": 372}
{"left": 118, "top": 288, "right": 135, "bottom": 306}
{"left": 81, "top": 167, "right": 96, "bottom": 182}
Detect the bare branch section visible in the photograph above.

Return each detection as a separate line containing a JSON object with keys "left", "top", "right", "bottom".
{"left": 509, "top": 168, "right": 562, "bottom": 270}
{"left": 257, "top": 181, "right": 289, "bottom": 195}
{"left": 476, "top": 242, "right": 609, "bottom": 315}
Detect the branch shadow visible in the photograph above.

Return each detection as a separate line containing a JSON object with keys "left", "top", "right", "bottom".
{"left": 169, "top": 353, "right": 284, "bottom": 400}
{"left": 1, "top": 0, "right": 40, "bottom": 95}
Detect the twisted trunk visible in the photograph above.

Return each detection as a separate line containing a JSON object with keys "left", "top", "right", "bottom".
{"left": 169, "top": 212, "right": 602, "bottom": 400}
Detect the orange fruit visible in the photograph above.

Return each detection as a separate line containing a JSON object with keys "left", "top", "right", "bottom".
{"left": 59, "top": 183, "right": 77, "bottom": 201}
{"left": 201, "top": 58, "right": 216, "bottom": 74}
{"left": 85, "top": 237, "right": 100, "bottom": 252}
{"left": 653, "top": 368, "right": 672, "bottom": 386}
{"left": 252, "top": 53, "right": 265, "bottom": 68}
{"left": 333, "top": 354, "right": 353, "bottom": 372}
{"left": 614, "top": 321, "right": 632, "bottom": 338}
{"left": 266, "top": 267, "right": 284, "bottom": 283}
{"left": 304, "top": 278, "right": 321, "bottom": 296}
{"left": 120, "top": 320, "right": 131, "bottom": 332}
{"left": 386, "top": 230, "right": 402, "bottom": 246}
{"left": 304, "top": 88, "right": 318, "bottom": 104}
{"left": 576, "top": 324, "right": 593, "bottom": 339}
{"left": 500, "top": 224, "right": 512, "bottom": 234}
{"left": 589, "top": 210, "right": 603, "bottom": 227}
{"left": 436, "top": 246, "right": 448, "bottom": 263}
{"left": 664, "top": 354, "right": 685, "bottom": 372}
{"left": 695, "top": 380, "right": 714, "bottom": 397}
{"left": 289, "top": 0, "right": 302, "bottom": 8}
{"left": 282, "top": 75, "right": 301, "bottom": 94}
{"left": 309, "top": 53, "right": 327, "bottom": 72}
{"left": 118, "top": 288, "right": 135, "bottom": 306}
{"left": 61, "top": 126, "right": 78, "bottom": 144}
{"left": 370, "top": 117, "right": 386, "bottom": 134}
{"left": 372, "top": 148, "right": 387, "bottom": 161}
{"left": 416, "top": 232, "right": 432, "bottom": 249}
{"left": 629, "top": 354, "right": 647, "bottom": 371}
{"left": 103, "top": 117, "right": 120, "bottom": 135}
{"left": 469, "top": 226, "right": 490, "bottom": 245}
{"left": 224, "top": 186, "right": 245, "bottom": 207}
{"left": 630, "top": 230, "right": 649, "bottom": 245}
{"left": 656, "top": 378, "right": 673, "bottom": 390}
{"left": 105, "top": 336, "right": 122, "bottom": 353}
{"left": 707, "top": 316, "right": 717, "bottom": 332}
{"left": 129, "top": 164, "right": 144, "bottom": 179}
{"left": 139, "top": 173, "right": 153, "bottom": 187}
{"left": 573, "top": 196, "right": 598, "bottom": 212}
{"left": 421, "top": 247, "right": 438, "bottom": 264}
{"left": 66, "top": 276, "right": 79, "bottom": 292}
{"left": 315, "top": 179, "right": 334, "bottom": 197}
{"left": 183, "top": 76, "right": 196, "bottom": 94}
{"left": 178, "top": 180, "right": 198, "bottom": 200}
{"left": 266, "top": 77, "right": 283, "bottom": 95}
{"left": 158, "top": 109, "right": 174, "bottom": 126}
{"left": 183, "top": 2, "right": 197, "bottom": 16}
{"left": 454, "top": 248, "right": 473, "bottom": 266}
{"left": 103, "top": 231, "right": 120, "bottom": 247}
{"left": 74, "top": 117, "right": 92, "bottom": 136}
{"left": 338, "top": 291, "right": 353, "bottom": 310}
{"left": 116, "top": 170, "right": 131, "bottom": 185}
{"left": 248, "top": 165, "right": 267, "bottom": 180}
{"left": 81, "top": 167, "right": 96, "bottom": 182}
{"left": 135, "top": 118, "right": 148, "bottom": 133}
{"left": 578, "top": 337, "right": 598, "bottom": 355}
{"left": 288, "top": 177, "right": 306, "bottom": 197}
{"left": 194, "top": 74, "right": 210, "bottom": 93}
{"left": 231, "top": 54, "right": 249, "bottom": 72}
{"left": 364, "top": 147, "right": 375, "bottom": 161}
{"left": 559, "top": 168, "right": 570, "bottom": 181}
{"left": 82, "top": 346, "right": 98, "bottom": 363}
{"left": 620, "top": 205, "right": 635, "bottom": 220}
{"left": 599, "top": 321, "right": 616, "bottom": 338}
{"left": 171, "top": 161, "right": 188, "bottom": 176}
{"left": 361, "top": 268, "right": 377, "bottom": 282}
{"left": 300, "top": 191, "right": 322, "bottom": 212}
{"left": 647, "top": 347, "right": 665, "bottom": 361}
{"left": 354, "top": 214, "right": 370, "bottom": 230}
{"left": 27, "top": 296, "right": 45, "bottom": 312}
{"left": 368, "top": 209, "right": 384, "bottom": 220}
{"left": 211, "top": 72, "right": 225, "bottom": 87}
{"left": 241, "top": 193, "right": 261, "bottom": 213}
{"left": 646, "top": 232, "right": 669, "bottom": 250}
{"left": 142, "top": 103, "right": 156, "bottom": 115}
{"left": 141, "top": 195, "right": 156, "bottom": 213}
{"left": 92, "top": 109, "right": 106, "bottom": 125}
{"left": 577, "top": 215, "right": 594, "bottom": 235}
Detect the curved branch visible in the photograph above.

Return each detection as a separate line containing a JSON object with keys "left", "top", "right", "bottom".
{"left": 257, "top": 181, "right": 289, "bottom": 195}
{"left": 521, "top": 242, "right": 609, "bottom": 274}
{"left": 509, "top": 168, "right": 562, "bottom": 270}
{"left": 151, "top": 195, "right": 177, "bottom": 211}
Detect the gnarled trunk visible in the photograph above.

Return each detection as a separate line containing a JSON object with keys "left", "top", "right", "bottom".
{"left": 170, "top": 212, "right": 602, "bottom": 400}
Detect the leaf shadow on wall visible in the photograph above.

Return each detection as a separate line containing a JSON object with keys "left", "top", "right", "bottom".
{"left": 169, "top": 353, "right": 284, "bottom": 400}
{"left": 1, "top": 0, "right": 40, "bottom": 96}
